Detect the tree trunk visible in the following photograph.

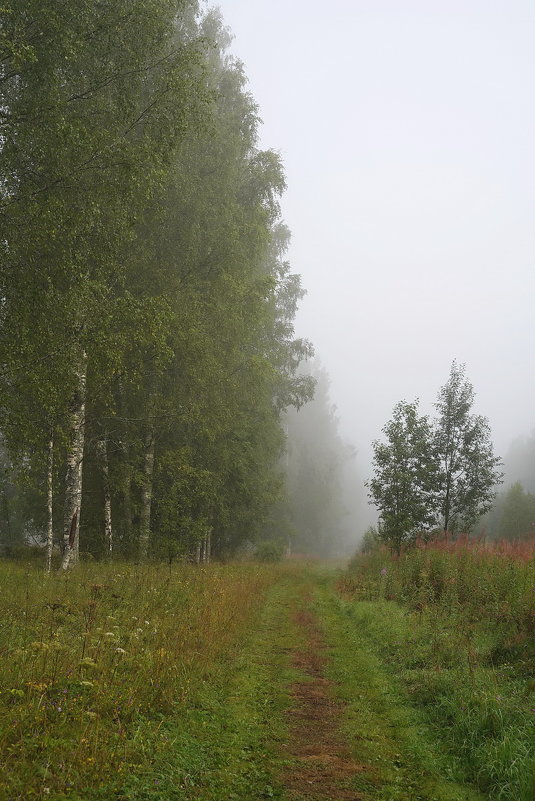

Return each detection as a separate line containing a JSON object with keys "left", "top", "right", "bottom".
{"left": 45, "top": 433, "right": 54, "bottom": 573}
{"left": 139, "top": 425, "right": 155, "bottom": 560}
{"left": 444, "top": 477, "right": 451, "bottom": 533}
{"left": 61, "top": 353, "right": 87, "bottom": 570}
{"left": 116, "top": 439, "right": 133, "bottom": 548}
{"left": 96, "top": 434, "right": 112, "bottom": 558}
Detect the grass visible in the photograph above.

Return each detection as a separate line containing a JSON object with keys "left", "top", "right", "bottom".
{"left": 0, "top": 560, "right": 288, "bottom": 800}
{"left": 343, "top": 540, "right": 535, "bottom": 800}
{"left": 4, "top": 553, "right": 529, "bottom": 800}
{"left": 312, "top": 574, "right": 486, "bottom": 801}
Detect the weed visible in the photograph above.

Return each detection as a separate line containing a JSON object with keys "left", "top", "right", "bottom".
{"left": 346, "top": 540, "right": 535, "bottom": 800}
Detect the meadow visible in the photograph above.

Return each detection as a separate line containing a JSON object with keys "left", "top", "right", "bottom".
{"left": 0, "top": 560, "right": 281, "bottom": 800}
{"left": 342, "top": 536, "right": 535, "bottom": 800}
{"left": 3, "top": 546, "right": 535, "bottom": 801}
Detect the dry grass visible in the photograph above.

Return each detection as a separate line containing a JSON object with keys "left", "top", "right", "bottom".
{"left": 0, "top": 560, "right": 278, "bottom": 799}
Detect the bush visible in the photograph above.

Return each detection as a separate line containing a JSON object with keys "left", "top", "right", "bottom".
{"left": 254, "top": 540, "right": 285, "bottom": 563}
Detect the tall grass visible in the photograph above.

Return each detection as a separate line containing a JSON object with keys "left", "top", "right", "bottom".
{"left": 0, "top": 561, "right": 278, "bottom": 800}
{"left": 344, "top": 536, "right": 535, "bottom": 800}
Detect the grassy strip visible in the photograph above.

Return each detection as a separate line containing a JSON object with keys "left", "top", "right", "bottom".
{"left": 0, "top": 561, "right": 294, "bottom": 800}
{"left": 344, "top": 548, "right": 535, "bottom": 800}
{"left": 91, "top": 572, "right": 304, "bottom": 800}
{"left": 312, "top": 573, "right": 486, "bottom": 801}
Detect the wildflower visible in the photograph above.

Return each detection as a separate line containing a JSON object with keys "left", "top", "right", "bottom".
{"left": 79, "top": 657, "right": 97, "bottom": 668}
{"left": 380, "top": 567, "right": 388, "bottom": 576}
{"left": 115, "top": 647, "right": 126, "bottom": 655}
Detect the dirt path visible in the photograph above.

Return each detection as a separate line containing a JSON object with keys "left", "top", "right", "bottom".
{"left": 283, "top": 597, "right": 366, "bottom": 801}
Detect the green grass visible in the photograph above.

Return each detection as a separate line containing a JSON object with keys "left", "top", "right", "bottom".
{"left": 94, "top": 574, "right": 305, "bottom": 801}
{"left": 312, "top": 574, "right": 485, "bottom": 801}
{"left": 0, "top": 560, "right": 290, "bottom": 800}
{"left": 344, "top": 545, "right": 535, "bottom": 800}
{"left": 3, "top": 556, "right": 526, "bottom": 800}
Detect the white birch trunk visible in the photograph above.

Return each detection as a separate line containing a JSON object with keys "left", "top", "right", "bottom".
{"left": 138, "top": 426, "right": 155, "bottom": 560}
{"left": 61, "top": 353, "right": 87, "bottom": 570}
{"left": 96, "top": 435, "right": 112, "bottom": 558}
{"left": 45, "top": 433, "right": 54, "bottom": 573}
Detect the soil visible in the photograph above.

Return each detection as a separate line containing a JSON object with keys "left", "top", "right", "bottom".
{"left": 283, "top": 601, "right": 366, "bottom": 801}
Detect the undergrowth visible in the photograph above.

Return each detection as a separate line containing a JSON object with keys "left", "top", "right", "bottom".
{"left": 0, "top": 561, "right": 281, "bottom": 800}
{"left": 342, "top": 539, "right": 535, "bottom": 800}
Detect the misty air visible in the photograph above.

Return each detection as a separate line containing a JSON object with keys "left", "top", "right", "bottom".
{"left": 1, "top": 1, "right": 534, "bottom": 799}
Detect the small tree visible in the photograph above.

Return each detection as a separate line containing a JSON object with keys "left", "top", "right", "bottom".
{"left": 367, "top": 400, "right": 437, "bottom": 553}
{"left": 433, "top": 362, "right": 503, "bottom": 533}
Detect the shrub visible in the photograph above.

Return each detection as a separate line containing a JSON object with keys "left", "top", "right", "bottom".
{"left": 255, "top": 540, "right": 285, "bottom": 563}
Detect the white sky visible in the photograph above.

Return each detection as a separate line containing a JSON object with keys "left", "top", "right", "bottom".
{"left": 215, "top": 0, "right": 535, "bottom": 492}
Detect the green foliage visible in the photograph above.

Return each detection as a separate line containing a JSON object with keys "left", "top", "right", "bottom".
{"left": 434, "top": 361, "right": 503, "bottom": 533}
{"left": 255, "top": 540, "right": 286, "bottom": 563}
{"left": 368, "top": 363, "right": 503, "bottom": 548}
{"left": 368, "top": 400, "right": 437, "bottom": 552}
{"left": 0, "top": 4, "right": 313, "bottom": 561}
{"left": 359, "top": 525, "right": 381, "bottom": 554}
{"left": 491, "top": 482, "right": 535, "bottom": 541}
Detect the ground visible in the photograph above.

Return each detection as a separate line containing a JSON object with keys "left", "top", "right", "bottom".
{"left": 187, "top": 565, "right": 485, "bottom": 801}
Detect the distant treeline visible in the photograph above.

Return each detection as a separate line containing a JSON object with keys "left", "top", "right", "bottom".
{"left": 0, "top": 2, "right": 320, "bottom": 565}
{"left": 476, "top": 428, "right": 535, "bottom": 541}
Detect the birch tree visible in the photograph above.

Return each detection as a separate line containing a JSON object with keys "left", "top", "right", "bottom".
{"left": 368, "top": 400, "right": 437, "bottom": 553}
{"left": 433, "top": 362, "right": 503, "bottom": 533}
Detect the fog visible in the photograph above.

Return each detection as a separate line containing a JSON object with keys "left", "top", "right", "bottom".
{"left": 218, "top": 0, "right": 535, "bottom": 535}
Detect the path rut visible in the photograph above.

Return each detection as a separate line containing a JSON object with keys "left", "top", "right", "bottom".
{"left": 283, "top": 596, "right": 366, "bottom": 801}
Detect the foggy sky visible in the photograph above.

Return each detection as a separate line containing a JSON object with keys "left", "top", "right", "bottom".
{"left": 216, "top": 0, "right": 535, "bottom": 523}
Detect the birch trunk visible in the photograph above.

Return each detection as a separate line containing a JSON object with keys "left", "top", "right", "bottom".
{"left": 138, "top": 426, "right": 155, "bottom": 560}
{"left": 61, "top": 353, "right": 87, "bottom": 570}
{"left": 96, "top": 435, "right": 113, "bottom": 558}
{"left": 205, "top": 530, "right": 211, "bottom": 564}
{"left": 45, "top": 433, "right": 54, "bottom": 573}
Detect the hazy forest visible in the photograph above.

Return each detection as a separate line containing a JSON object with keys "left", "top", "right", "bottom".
{"left": 1, "top": 3, "right": 535, "bottom": 801}
{"left": 0, "top": 1, "right": 360, "bottom": 567}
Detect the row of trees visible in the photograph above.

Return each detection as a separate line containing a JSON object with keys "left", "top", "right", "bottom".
{"left": 477, "top": 417, "right": 535, "bottom": 540}
{"left": 0, "top": 3, "right": 314, "bottom": 566}
{"left": 483, "top": 482, "right": 535, "bottom": 541}
{"left": 368, "top": 362, "right": 503, "bottom": 552}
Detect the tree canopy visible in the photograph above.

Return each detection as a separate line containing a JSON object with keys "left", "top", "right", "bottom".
{"left": 0, "top": 3, "right": 314, "bottom": 564}
{"left": 368, "top": 363, "right": 503, "bottom": 550}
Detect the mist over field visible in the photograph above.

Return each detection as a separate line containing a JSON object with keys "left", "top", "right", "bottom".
{"left": 219, "top": 0, "right": 535, "bottom": 541}
{"left": 3, "top": 5, "right": 535, "bottom": 800}
{"left": 2, "top": 1, "right": 534, "bottom": 560}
